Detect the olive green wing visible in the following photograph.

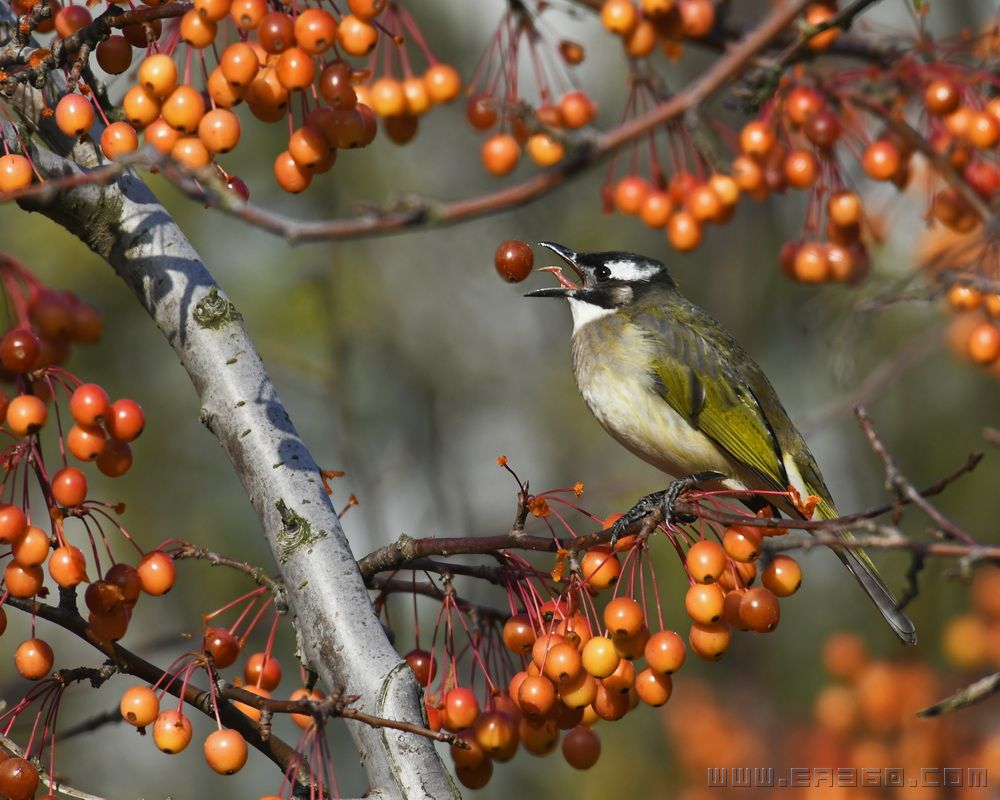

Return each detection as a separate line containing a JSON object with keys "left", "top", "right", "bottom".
{"left": 640, "top": 304, "right": 789, "bottom": 494}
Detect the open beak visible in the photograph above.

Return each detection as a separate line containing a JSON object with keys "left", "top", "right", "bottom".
{"left": 525, "top": 241, "right": 585, "bottom": 298}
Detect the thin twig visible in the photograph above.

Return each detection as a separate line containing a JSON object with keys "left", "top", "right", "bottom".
{"left": 918, "top": 673, "right": 1000, "bottom": 717}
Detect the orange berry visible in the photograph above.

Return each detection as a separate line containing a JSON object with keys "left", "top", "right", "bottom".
{"left": 120, "top": 685, "right": 160, "bottom": 726}
{"left": 686, "top": 540, "right": 727, "bottom": 583}
{"left": 518, "top": 675, "right": 557, "bottom": 720}
{"left": 481, "top": 134, "right": 520, "bottom": 176}
{"left": 784, "top": 85, "right": 824, "bottom": 127}
{"left": 580, "top": 545, "right": 620, "bottom": 590}
{"left": 153, "top": 710, "right": 193, "bottom": 753}
{"left": 275, "top": 47, "right": 316, "bottom": 91}
{"left": 204, "top": 729, "right": 248, "bottom": 774}
{"left": 7, "top": 394, "right": 47, "bottom": 436}
{"left": 947, "top": 284, "right": 982, "bottom": 312}
{"left": 274, "top": 150, "right": 311, "bottom": 193}
{"left": 722, "top": 525, "right": 762, "bottom": 562}
{"left": 740, "top": 120, "right": 775, "bottom": 157}
{"left": 603, "top": 596, "right": 644, "bottom": 639}
{"left": 924, "top": 79, "right": 960, "bottom": 116}
{"left": 219, "top": 42, "right": 259, "bottom": 87}
{"left": 644, "top": 629, "right": 686, "bottom": 673}
{"left": 526, "top": 132, "right": 565, "bottom": 167}
{"left": 13, "top": 525, "right": 50, "bottom": 567}
{"left": 684, "top": 582, "right": 726, "bottom": 625}
{"left": 473, "top": 710, "right": 518, "bottom": 762}
{"left": 686, "top": 183, "right": 724, "bottom": 222}
{"left": 613, "top": 176, "right": 650, "bottom": 215}
{"left": 338, "top": 14, "right": 378, "bottom": 56}
{"left": 295, "top": 8, "right": 337, "bottom": 53}
{"left": 171, "top": 136, "right": 211, "bottom": 169}
{"left": 100, "top": 121, "right": 139, "bottom": 160}
{"left": 162, "top": 85, "right": 206, "bottom": 133}
{"left": 55, "top": 93, "right": 95, "bottom": 138}
{"left": 442, "top": 687, "right": 480, "bottom": 731}
{"left": 15, "top": 638, "right": 54, "bottom": 679}
{"left": 123, "top": 85, "right": 161, "bottom": 129}
{"left": 862, "top": 140, "right": 901, "bottom": 181}
{"left": 601, "top": 0, "right": 638, "bottom": 35}
{"left": 138, "top": 54, "right": 178, "bottom": 100}
{"left": 198, "top": 108, "right": 241, "bottom": 154}
{"left": 424, "top": 64, "right": 461, "bottom": 104}
{"left": 5, "top": 562, "right": 44, "bottom": 597}
{"left": 967, "top": 322, "right": 1000, "bottom": 365}
{"left": 543, "top": 641, "right": 583, "bottom": 685}
{"left": 804, "top": 2, "right": 839, "bottom": 50}
{"left": 792, "top": 242, "right": 831, "bottom": 284}
{"left": 688, "top": 621, "right": 731, "bottom": 660}
{"left": 667, "top": 211, "right": 702, "bottom": 251}
{"left": 137, "top": 550, "right": 176, "bottom": 595}
{"left": 559, "top": 671, "right": 598, "bottom": 709}
{"left": 678, "top": 0, "right": 714, "bottom": 37}
{"left": 784, "top": 148, "right": 819, "bottom": 189}
{"left": 48, "top": 544, "right": 88, "bottom": 587}
{"left": 635, "top": 667, "right": 672, "bottom": 706}
{"left": 348, "top": 0, "right": 386, "bottom": 19}
{"left": 581, "top": 636, "right": 620, "bottom": 679}
{"left": 827, "top": 189, "right": 862, "bottom": 227}
{"left": 558, "top": 90, "right": 596, "bottom": 129}
{"left": 229, "top": 0, "right": 266, "bottom": 28}
{"left": 639, "top": 190, "right": 673, "bottom": 228}
{"left": 708, "top": 174, "right": 740, "bottom": 207}
{"left": 967, "top": 112, "right": 1000, "bottom": 149}
{"left": 180, "top": 9, "right": 216, "bottom": 47}
{"left": 762, "top": 555, "right": 802, "bottom": 597}
{"left": 591, "top": 682, "right": 629, "bottom": 720}
{"left": 0, "top": 154, "right": 33, "bottom": 193}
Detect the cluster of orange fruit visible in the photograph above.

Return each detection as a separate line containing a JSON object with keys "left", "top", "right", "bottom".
{"left": 663, "top": 620, "right": 1000, "bottom": 800}
{"left": 3, "top": 0, "right": 462, "bottom": 196}
{"left": 400, "top": 511, "right": 802, "bottom": 790}
{"left": 599, "top": 0, "right": 716, "bottom": 57}
{"left": 117, "top": 634, "right": 322, "bottom": 781}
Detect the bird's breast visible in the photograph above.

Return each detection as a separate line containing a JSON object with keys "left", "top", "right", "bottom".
{"left": 570, "top": 317, "right": 731, "bottom": 478}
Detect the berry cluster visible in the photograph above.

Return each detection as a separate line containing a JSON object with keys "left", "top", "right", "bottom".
{"left": 384, "top": 464, "right": 804, "bottom": 789}
{"left": 599, "top": 0, "right": 717, "bottom": 59}
{"left": 2, "top": 0, "right": 462, "bottom": 196}
{"left": 464, "top": 1, "right": 597, "bottom": 176}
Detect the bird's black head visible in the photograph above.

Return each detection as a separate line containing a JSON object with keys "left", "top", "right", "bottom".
{"left": 525, "top": 242, "right": 675, "bottom": 309}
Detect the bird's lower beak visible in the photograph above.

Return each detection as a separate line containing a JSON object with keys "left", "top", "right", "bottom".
{"left": 525, "top": 241, "right": 585, "bottom": 299}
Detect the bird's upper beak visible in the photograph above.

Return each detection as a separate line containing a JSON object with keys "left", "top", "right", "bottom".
{"left": 525, "top": 241, "right": 586, "bottom": 298}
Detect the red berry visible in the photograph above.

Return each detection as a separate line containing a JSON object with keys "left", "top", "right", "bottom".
{"left": 70, "top": 383, "right": 110, "bottom": 426}
{"left": 494, "top": 240, "right": 534, "bottom": 283}
{"left": 106, "top": 398, "right": 145, "bottom": 441}
{"left": 51, "top": 466, "right": 88, "bottom": 507}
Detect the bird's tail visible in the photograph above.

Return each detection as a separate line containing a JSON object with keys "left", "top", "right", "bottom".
{"left": 816, "top": 501, "right": 917, "bottom": 645}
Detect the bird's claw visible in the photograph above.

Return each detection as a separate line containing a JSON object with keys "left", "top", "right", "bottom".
{"left": 608, "top": 471, "right": 726, "bottom": 547}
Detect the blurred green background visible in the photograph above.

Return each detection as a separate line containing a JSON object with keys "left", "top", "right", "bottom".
{"left": 0, "top": 0, "right": 998, "bottom": 797}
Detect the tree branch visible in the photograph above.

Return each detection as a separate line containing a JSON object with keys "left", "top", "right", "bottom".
{"left": 13, "top": 138, "right": 456, "bottom": 799}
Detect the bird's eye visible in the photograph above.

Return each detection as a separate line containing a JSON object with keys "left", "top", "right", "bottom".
{"left": 595, "top": 266, "right": 611, "bottom": 281}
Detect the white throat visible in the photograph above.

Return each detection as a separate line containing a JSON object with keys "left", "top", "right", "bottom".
{"left": 567, "top": 297, "right": 616, "bottom": 333}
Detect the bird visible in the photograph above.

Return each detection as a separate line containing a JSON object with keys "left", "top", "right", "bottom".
{"left": 526, "top": 241, "right": 916, "bottom": 645}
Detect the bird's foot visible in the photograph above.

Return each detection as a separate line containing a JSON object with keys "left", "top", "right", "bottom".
{"left": 609, "top": 471, "right": 726, "bottom": 547}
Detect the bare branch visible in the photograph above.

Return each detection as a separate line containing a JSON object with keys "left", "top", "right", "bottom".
{"left": 918, "top": 673, "right": 1000, "bottom": 718}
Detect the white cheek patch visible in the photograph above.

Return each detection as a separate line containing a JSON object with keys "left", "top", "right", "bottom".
{"left": 604, "top": 259, "right": 658, "bottom": 283}
{"left": 568, "top": 297, "right": 616, "bottom": 333}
